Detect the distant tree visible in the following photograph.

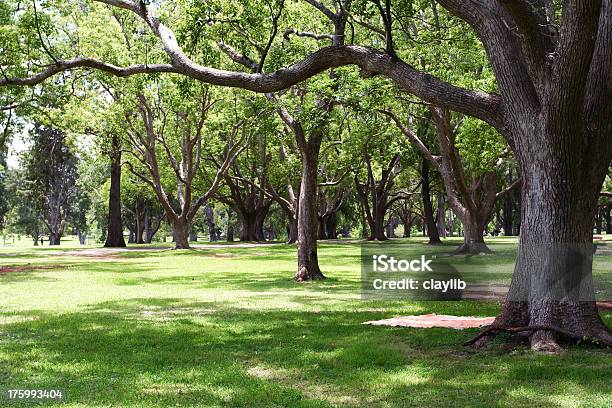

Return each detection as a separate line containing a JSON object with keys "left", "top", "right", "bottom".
{"left": 0, "top": 151, "right": 7, "bottom": 230}
{"left": 23, "top": 125, "right": 79, "bottom": 245}
{"left": 5, "top": 168, "right": 43, "bottom": 245}
{"left": 123, "top": 83, "right": 249, "bottom": 249}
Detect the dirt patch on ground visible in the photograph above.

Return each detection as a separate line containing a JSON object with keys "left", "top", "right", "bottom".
{"left": 364, "top": 314, "right": 496, "bottom": 329}
{"left": 597, "top": 301, "right": 612, "bottom": 311}
{"left": 0, "top": 264, "right": 63, "bottom": 274}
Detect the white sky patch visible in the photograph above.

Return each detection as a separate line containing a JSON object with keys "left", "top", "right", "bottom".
{"left": 7, "top": 124, "right": 32, "bottom": 169}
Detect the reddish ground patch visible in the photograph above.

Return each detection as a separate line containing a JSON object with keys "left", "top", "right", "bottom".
{"left": 0, "top": 264, "right": 62, "bottom": 274}
{"left": 363, "top": 314, "right": 496, "bottom": 330}
{"left": 598, "top": 301, "right": 612, "bottom": 311}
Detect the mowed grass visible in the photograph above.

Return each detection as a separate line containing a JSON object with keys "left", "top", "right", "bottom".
{"left": 0, "top": 236, "right": 611, "bottom": 407}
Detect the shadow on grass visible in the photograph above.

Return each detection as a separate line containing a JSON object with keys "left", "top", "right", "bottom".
{"left": 1, "top": 298, "right": 610, "bottom": 407}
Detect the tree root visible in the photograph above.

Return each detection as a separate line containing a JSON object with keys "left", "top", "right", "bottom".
{"left": 295, "top": 267, "right": 326, "bottom": 282}
{"left": 453, "top": 243, "right": 492, "bottom": 255}
{"left": 464, "top": 324, "right": 612, "bottom": 349}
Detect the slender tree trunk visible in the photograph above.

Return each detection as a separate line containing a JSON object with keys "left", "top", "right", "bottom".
{"left": 205, "top": 204, "right": 216, "bottom": 242}
{"left": 594, "top": 207, "right": 602, "bottom": 234}
{"left": 317, "top": 216, "right": 326, "bottom": 240}
{"left": 227, "top": 225, "right": 234, "bottom": 242}
{"left": 255, "top": 207, "right": 268, "bottom": 241}
{"left": 189, "top": 230, "right": 198, "bottom": 242}
{"left": 436, "top": 193, "right": 447, "bottom": 238}
{"left": 386, "top": 216, "right": 397, "bottom": 239}
{"left": 104, "top": 134, "right": 126, "bottom": 248}
{"left": 402, "top": 216, "right": 414, "bottom": 237}
{"left": 296, "top": 143, "right": 325, "bottom": 281}
{"left": 421, "top": 158, "right": 441, "bottom": 244}
{"left": 128, "top": 228, "right": 135, "bottom": 244}
{"left": 605, "top": 205, "right": 612, "bottom": 234}
{"left": 326, "top": 212, "right": 338, "bottom": 239}
{"left": 226, "top": 209, "right": 234, "bottom": 242}
{"left": 145, "top": 210, "right": 162, "bottom": 244}
{"left": 503, "top": 169, "right": 515, "bottom": 236}
{"left": 135, "top": 206, "right": 145, "bottom": 244}
{"left": 287, "top": 215, "right": 298, "bottom": 244}
{"left": 448, "top": 209, "right": 456, "bottom": 236}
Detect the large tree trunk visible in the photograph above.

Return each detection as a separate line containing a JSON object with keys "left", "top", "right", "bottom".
{"left": 239, "top": 212, "right": 258, "bottom": 241}
{"left": 369, "top": 206, "right": 387, "bottom": 241}
{"left": 255, "top": 207, "right": 268, "bottom": 241}
{"left": 455, "top": 217, "right": 490, "bottom": 254}
{"left": 483, "top": 129, "right": 612, "bottom": 352}
{"left": 49, "top": 232, "right": 61, "bottom": 246}
{"left": 295, "top": 143, "right": 325, "bottom": 281}
{"left": 421, "top": 158, "right": 442, "bottom": 244}
{"left": 172, "top": 218, "right": 190, "bottom": 249}
{"left": 104, "top": 134, "right": 126, "bottom": 248}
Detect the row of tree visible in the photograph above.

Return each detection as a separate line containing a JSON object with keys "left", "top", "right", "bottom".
{"left": 1, "top": 0, "right": 611, "bottom": 351}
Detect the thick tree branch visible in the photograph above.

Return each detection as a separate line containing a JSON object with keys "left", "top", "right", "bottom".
{"left": 1, "top": 0, "right": 503, "bottom": 128}
{"left": 497, "top": 0, "right": 554, "bottom": 79}
{"left": 304, "top": 0, "right": 336, "bottom": 21}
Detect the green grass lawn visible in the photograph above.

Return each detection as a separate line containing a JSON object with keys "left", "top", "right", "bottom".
{"left": 0, "top": 236, "right": 611, "bottom": 407}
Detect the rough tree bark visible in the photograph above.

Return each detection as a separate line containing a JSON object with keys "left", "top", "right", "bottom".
{"left": 447, "top": 0, "right": 612, "bottom": 350}
{"left": 104, "top": 134, "right": 127, "bottom": 247}
{"left": 172, "top": 217, "right": 190, "bottom": 249}
{"left": 295, "top": 135, "right": 326, "bottom": 280}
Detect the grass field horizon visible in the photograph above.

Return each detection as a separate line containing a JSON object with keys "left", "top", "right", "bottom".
{"left": 1, "top": 236, "right": 611, "bottom": 407}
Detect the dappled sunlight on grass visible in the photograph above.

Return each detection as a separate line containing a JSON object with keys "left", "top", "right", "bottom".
{"left": 1, "top": 237, "right": 610, "bottom": 406}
